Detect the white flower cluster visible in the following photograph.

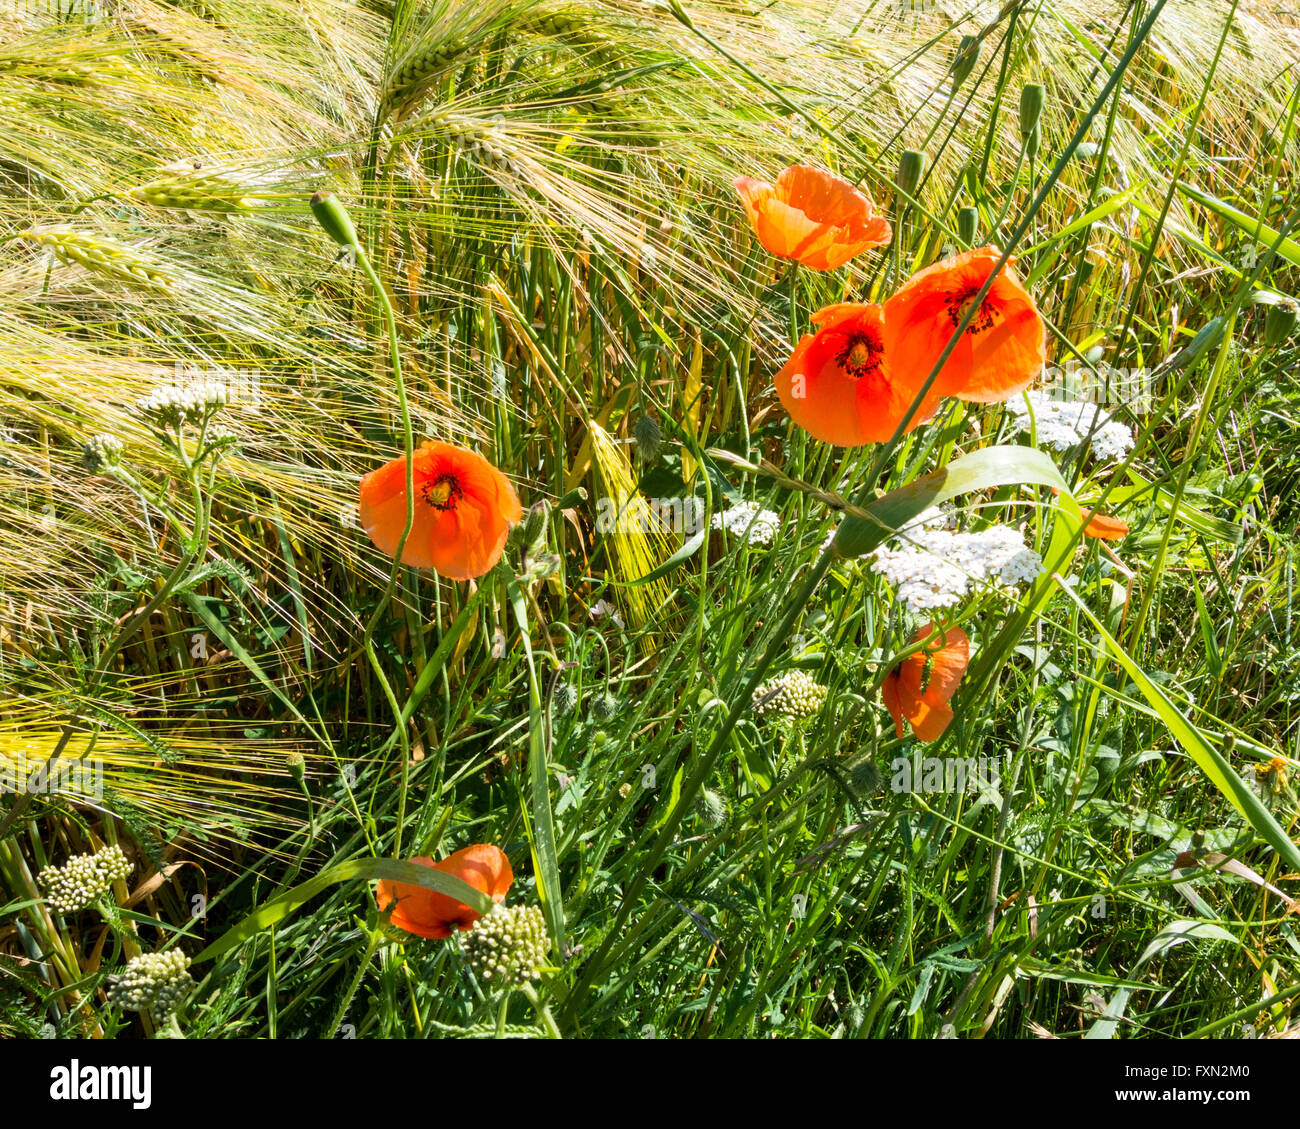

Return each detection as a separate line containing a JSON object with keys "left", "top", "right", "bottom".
{"left": 1009, "top": 392, "right": 1134, "bottom": 461}
{"left": 135, "top": 378, "right": 229, "bottom": 428}
{"left": 41, "top": 845, "right": 133, "bottom": 915}
{"left": 753, "top": 670, "right": 828, "bottom": 718}
{"left": 462, "top": 903, "right": 551, "bottom": 986}
{"left": 712, "top": 500, "right": 780, "bottom": 546}
{"left": 872, "top": 524, "right": 1042, "bottom": 612}
{"left": 108, "top": 950, "right": 193, "bottom": 1019}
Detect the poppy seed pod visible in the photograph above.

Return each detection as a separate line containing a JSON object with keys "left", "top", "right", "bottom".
{"left": 897, "top": 150, "right": 925, "bottom": 199}
{"left": 957, "top": 206, "right": 979, "bottom": 246}
{"left": 950, "top": 34, "right": 980, "bottom": 90}
{"left": 310, "top": 190, "right": 360, "bottom": 249}
{"left": 1019, "top": 84, "right": 1046, "bottom": 137}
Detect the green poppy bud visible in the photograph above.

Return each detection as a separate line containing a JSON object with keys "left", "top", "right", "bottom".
{"left": 957, "top": 206, "right": 978, "bottom": 246}
{"left": 950, "top": 34, "right": 980, "bottom": 91}
{"left": 310, "top": 190, "right": 360, "bottom": 249}
{"left": 1025, "top": 122, "right": 1042, "bottom": 162}
{"left": 897, "top": 150, "right": 925, "bottom": 199}
{"left": 1019, "top": 84, "right": 1046, "bottom": 137}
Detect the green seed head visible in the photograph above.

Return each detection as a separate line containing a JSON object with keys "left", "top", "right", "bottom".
{"left": 1019, "top": 84, "right": 1046, "bottom": 137}
{"left": 957, "top": 206, "right": 978, "bottom": 246}
{"left": 896, "top": 150, "right": 925, "bottom": 199}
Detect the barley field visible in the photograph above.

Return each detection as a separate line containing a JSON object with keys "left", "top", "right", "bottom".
{"left": 2, "top": 0, "right": 1300, "bottom": 1047}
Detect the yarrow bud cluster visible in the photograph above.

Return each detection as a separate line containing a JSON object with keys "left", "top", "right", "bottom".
{"left": 41, "top": 845, "right": 133, "bottom": 914}
{"left": 80, "top": 434, "right": 124, "bottom": 472}
{"left": 1008, "top": 391, "right": 1134, "bottom": 461}
{"left": 461, "top": 903, "right": 551, "bottom": 987}
{"left": 753, "top": 670, "right": 828, "bottom": 718}
{"left": 108, "top": 950, "right": 193, "bottom": 1019}
{"left": 711, "top": 500, "right": 780, "bottom": 546}
{"left": 872, "top": 519, "right": 1042, "bottom": 613}
{"left": 135, "top": 379, "right": 229, "bottom": 428}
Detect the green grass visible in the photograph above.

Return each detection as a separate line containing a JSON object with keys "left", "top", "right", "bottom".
{"left": 1, "top": 0, "right": 1299, "bottom": 1039}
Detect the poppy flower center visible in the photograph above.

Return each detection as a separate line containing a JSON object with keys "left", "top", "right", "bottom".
{"left": 422, "top": 474, "right": 463, "bottom": 512}
{"left": 946, "top": 284, "right": 997, "bottom": 335}
{"left": 835, "top": 330, "right": 884, "bottom": 379}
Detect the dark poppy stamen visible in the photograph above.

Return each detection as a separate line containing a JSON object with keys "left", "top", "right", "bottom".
{"left": 835, "top": 330, "right": 884, "bottom": 379}
{"left": 946, "top": 283, "right": 997, "bottom": 335}
{"left": 422, "top": 474, "right": 464, "bottom": 512}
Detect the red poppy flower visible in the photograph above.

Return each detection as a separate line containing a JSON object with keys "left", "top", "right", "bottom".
{"left": 733, "top": 165, "right": 891, "bottom": 271}
{"left": 883, "top": 246, "right": 1045, "bottom": 403}
{"left": 359, "top": 440, "right": 522, "bottom": 579}
{"left": 775, "top": 303, "right": 942, "bottom": 446}
{"left": 375, "top": 845, "right": 513, "bottom": 939}
{"left": 881, "top": 624, "right": 970, "bottom": 742}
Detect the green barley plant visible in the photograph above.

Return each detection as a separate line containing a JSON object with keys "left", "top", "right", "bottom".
{"left": 1, "top": 0, "right": 1299, "bottom": 1042}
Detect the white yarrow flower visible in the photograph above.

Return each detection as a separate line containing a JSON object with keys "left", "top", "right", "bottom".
{"left": 872, "top": 523, "right": 1043, "bottom": 613}
{"left": 1009, "top": 391, "right": 1133, "bottom": 461}
{"left": 712, "top": 500, "right": 780, "bottom": 546}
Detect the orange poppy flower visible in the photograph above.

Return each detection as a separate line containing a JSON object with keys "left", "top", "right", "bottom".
{"left": 359, "top": 440, "right": 522, "bottom": 580}
{"left": 883, "top": 246, "right": 1045, "bottom": 403}
{"left": 775, "top": 303, "right": 942, "bottom": 446}
{"left": 1050, "top": 489, "right": 1129, "bottom": 540}
{"left": 733, "top": 165, "right": 891, "bottom": 271}
{"left": 1078, "top": 509, "right": 1129, "bottom": 540}
{"left": 375, "top": 844, "right": 513, "bottom": 939}
{"left": 881, "top": 624, "right": 970, "bottom": 742}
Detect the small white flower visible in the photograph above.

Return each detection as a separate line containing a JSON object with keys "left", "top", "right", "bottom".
{"left": 1009, "top": 391, "right": 1133, "bottom": 461}
{"left": 491, "top": 628, "right": 507, "bottom": 659}
{"left": 589, "top": 599, "right": 624, "bottom": 629}
{"left": 871, "top": 523, "right": 1043, "bottom": 613}
{"left": 712, "top": 500, "right": 780, "bottom": 546}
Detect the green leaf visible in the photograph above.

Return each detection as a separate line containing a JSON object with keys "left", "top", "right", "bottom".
{"left": 192, "top": 858, "right": 493, "bottom": 964}
{"left": 1175, "top": 180, "right": 1300, "bottom": 268}
{"left": 834, "top": 444, "right": 1071, "bottom": 558}
{"left": 1055, "top": 578, "right": 1300, "bottom": 873}
{"left": 507, "top": 575, "right": 567, "bottom": 955}
{"left": 1084, "top": 920, "right": 1239, "bottom": 1040}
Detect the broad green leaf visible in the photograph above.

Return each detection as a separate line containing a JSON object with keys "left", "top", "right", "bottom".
{"left": 835, "top": 445, "right": 1071, "bottom": 558}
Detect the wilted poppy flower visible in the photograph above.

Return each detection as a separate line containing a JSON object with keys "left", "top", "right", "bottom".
{"left": 1050, "top": 488, "right": 1129, "bottom": 540}
{"left": 881, "top": 624, "right": 970, "bottom": 742}
{"left": 359, "top": 440, "right": 522, "bottom": 579}
{"left": 775, "top": 303, "right": 941, "bottom": 445}
{"left": 1078, "top": 509, "right": 1129, "bottom": 540}
{"left": 883, "top": 246, "right": 1045, "bottom": 403}
{"left": 733, "top": 165, "right": 891, "bottom": 271}
{"left": 376, "top": 844, "right": 513, "bottom": 939}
